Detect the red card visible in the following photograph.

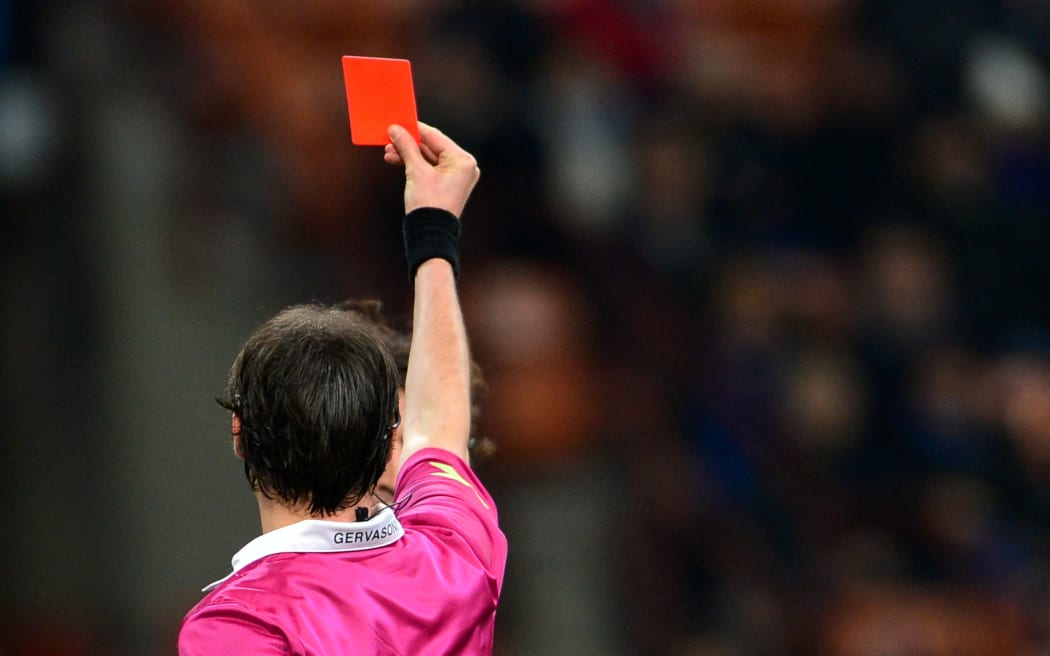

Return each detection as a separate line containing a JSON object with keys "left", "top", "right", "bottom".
{"left": 342, "top": 56, "right": 419, "bottom": 146}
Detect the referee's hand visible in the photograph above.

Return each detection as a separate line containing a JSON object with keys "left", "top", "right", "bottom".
{"left": 384, "top": 122, "right": 480, "bottom": 219}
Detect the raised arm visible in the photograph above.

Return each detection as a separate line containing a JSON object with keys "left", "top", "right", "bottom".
{"left": 386, "top": 122, "right": 480, "bottom": 465}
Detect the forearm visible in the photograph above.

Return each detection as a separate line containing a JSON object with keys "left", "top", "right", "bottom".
{"left": 401, "top": 258, "right": 472, "bottom": 463}
{"left": 386, "top": 121, "right": 478, "bottom": 464}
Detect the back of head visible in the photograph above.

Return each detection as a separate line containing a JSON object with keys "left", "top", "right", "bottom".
{"left": 220, "top": 304, "right": 400, "bottom": 515}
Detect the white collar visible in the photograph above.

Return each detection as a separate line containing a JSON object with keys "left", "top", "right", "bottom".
{"left": 203, "top": 507, "right": 404, "bottom": 592}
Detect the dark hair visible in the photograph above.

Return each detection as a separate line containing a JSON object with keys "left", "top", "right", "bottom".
{"left": 218, "top": 304, "right": 400, "bottom": 515}
{"left": 337, "top": 300, "right": 495, "bottom": 461}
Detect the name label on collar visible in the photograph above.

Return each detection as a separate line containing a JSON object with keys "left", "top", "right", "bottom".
{"left": 203, "top": 509, "right": 405, "bottom": 592}
{"left": 332, "top": 522, "right": 400, "bottom": 544}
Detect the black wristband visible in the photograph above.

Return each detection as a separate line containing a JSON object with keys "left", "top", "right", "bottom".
{"left": 403, "top": 207, "right": 462, "bottom": 280}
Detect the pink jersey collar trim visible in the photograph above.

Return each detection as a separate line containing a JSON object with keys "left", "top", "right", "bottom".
{"left": 202, "top": 507, "right": 404, "bottom": 592}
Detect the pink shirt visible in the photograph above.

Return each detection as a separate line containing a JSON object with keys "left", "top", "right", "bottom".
{"left": 179, "top": 448, "right": 507, "bottom": 655}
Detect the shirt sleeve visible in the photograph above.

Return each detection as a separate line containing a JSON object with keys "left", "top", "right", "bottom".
{"left": 394, "top": 448, "right": 507, "bottom": 585}
{"left": 179, "top": 602, "right": 296, "bottom": 656}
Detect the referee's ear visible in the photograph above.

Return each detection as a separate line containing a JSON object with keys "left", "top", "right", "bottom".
{"left": 231, "top": 415, "right": 245, "bottom": 459}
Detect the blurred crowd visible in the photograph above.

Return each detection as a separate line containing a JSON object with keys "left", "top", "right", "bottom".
{"left": 3, "top": 0, "right": 1049, "bottom": 654}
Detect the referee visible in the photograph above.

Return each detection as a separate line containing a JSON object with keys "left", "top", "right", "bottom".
{"left": 179, "top": 123, "right": 507, "bottom": 655}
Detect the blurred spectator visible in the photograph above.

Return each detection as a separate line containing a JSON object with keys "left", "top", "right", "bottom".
{"left": 822, "top": 584, "right": 1027, "bottom": 656}
{"left": 465, "top": 262, "right": 623, "bottom": 655}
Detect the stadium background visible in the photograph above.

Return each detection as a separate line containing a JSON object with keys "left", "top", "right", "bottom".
{"left": 2, "top": 1, "right": 1049, "bottom": 654}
